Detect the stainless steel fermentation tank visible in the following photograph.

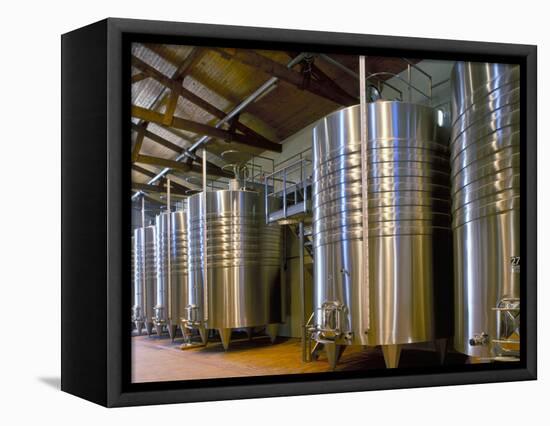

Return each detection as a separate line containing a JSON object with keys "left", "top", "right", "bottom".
{"left": 185, "top": 187, "right": 282, "bottom": 350}
{"left": 153, "top": 210, "right": 188, "bottom": 340}
{"left": 132, "top": 226, "right": 156, "bottom": 336}
{"left": 312, "top": 101, "right": 452, "bottom": 368}
{"left": 451, "top": 62, "right": 520, "bottom": 360}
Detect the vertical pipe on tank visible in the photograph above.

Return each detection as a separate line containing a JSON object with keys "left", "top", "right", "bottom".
{"left": 299, "top": 221, "right": 306, "bottom": 362}
{"left": 359, "top": 55, "right": 370, "bottom": 333}
{"left": 202, "top": 148, "right": 208, "bottom": 323}
{"left": 140, "top": 196, "right": 146, "bottom": 331}
{"left": 167, "top": 178, "right": 172, "bottom": 323}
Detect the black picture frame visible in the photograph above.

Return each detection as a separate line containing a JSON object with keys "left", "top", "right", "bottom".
{"left": 61, "top": 17, "right": 537, "bottom": 407}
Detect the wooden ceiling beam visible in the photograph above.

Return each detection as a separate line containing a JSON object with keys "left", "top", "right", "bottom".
{"left": 213, "top": 48, "right": 357, "bottom": 106}
{"left": 131, "top": 73, "right": 149, "bottom": 84}
{"left": 131, "top": 122, "right": 147, "bottom": 162}
{"left": 132, "top": 182, "right": 188, "bottom": 196}
{"left": 310, "top": 62, "right": 358, "bottom": 101}
{"left": 131, "top": 122, "right": 181, "bottom": 154}
{"left": 162, "top": 82, "right": 181, "bottom": 125}
{"left": 131, "top": 54, "right": 279, "bottom": 150}
{"left": 131, "top": 124, "right": 225, "bottom": 171}
{"left": 132, "top": 165, "right": 191, "bottom": 192}
{"left": 135, "top": 154, "right": 232, "bottom": 178}
{"left": 173, "top": 47, "right": 206, "bottom": 79}
{"left": 132, "top": 105, "right": 282, "bottom": 152}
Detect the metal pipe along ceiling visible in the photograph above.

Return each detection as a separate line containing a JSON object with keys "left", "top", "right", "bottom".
{"left": 131, "top": 52, "right": 308, "bottom": 201}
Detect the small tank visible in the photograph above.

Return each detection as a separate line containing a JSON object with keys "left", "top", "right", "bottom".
{"left": 132, "top": 226, "right": 156, "bottom": 336}
{"left": 451, "top": 62, "right": 520, "bottom": 359}
{"left": 185, "top": 184, "right": 282, "bottom": 350}
{"left": 153, "top": 209, "right": 188, "bottom": 340}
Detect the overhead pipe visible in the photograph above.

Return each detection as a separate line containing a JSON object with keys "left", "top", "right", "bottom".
{"left": 132, "top": 52, "right": 308, "bottom": 201}
{"left": 318, "top": 53, "right": 404, "bottom": 99}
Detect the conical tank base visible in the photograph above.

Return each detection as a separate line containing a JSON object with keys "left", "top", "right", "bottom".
{"left": 145, "top": 322, "right": 153, "bottom": 336}
{"left": 154, "top": 323, "right": 163, "bottom": 337}
{"left": 324, "top": 342, "right": 346, "bottom": 370}
{"left": 382, "top": 345, "right": 402, "bottom": 369}
{"left": 134, "top": 321, "right": 143, "bottom": 336}
{"left": 197, "top": 326, "right": 208, "bottom": 345}
{"left": 434, "top": 338, "right": 448, "bottom": 365}
{"left": 265, "top": 324, "right": 278, "bottom": 344}
{"left": 168, "top": 324, "right": 177, "bottom": 341}
{"left": 218, "top": 328, "right": 232, "bottom": 351}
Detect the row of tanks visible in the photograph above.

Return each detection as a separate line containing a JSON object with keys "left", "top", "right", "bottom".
{"left": 310, "top": 61, "right": 520, "bottom": 368}
{"left": 132, "top": 182, "right": 282, "bottom": 350}
{"left": 132, "top": 60, "right": 520, "bottom": 368}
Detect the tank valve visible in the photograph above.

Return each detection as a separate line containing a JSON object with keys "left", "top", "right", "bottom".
{"left": 469, "top": 332, "right": 489, "bottom": 346}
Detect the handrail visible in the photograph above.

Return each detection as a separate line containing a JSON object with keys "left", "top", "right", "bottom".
{"left": 366, "top": 72, "right": 431, "bottom": 101}
{"left": 263, "top": 157, "right": 311, "bottom": 223}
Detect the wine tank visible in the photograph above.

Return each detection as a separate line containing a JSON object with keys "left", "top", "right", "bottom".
{"left": 186, "top": 189, "right": 281, "bottom": 350}
{"left": 450, "top": 62, "right": 520, "bottom": 359}
{"left": 132, "top": 226, "right": 156, "bottom": 336}
{"left": 312, "top": 101, "right": 452, "bottom": 368}
{"left": 153, "top": 210, "right": 188, "bottom": 340}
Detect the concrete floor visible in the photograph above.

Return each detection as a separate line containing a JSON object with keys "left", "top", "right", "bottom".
{"left": 131, "top": 329, "right": 468, "bottom": 383}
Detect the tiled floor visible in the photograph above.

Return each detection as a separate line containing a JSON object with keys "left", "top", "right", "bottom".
{"left": 131, "top": 330, "right": 468, "bottom": 383}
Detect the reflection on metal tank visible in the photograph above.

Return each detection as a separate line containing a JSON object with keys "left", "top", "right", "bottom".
{"left": 131, "top": 235, "right": 135, "bottom": 332}
{"left": 132, "top": 226, "right": 156, "bottom": 336}
{"left": 367, "top": 101, "right": 452, "bottom": 347}
{"left": 451, "top": 62, "right": 520, "bottom": 359}
{"left": 153, "top": 210, "right": 188, "bottom": 340}
{"left": 312, "top": 102, "right": 452, "bottom": 368}
{"left": 186, "top": 189, "right": 281, "bottom": 350}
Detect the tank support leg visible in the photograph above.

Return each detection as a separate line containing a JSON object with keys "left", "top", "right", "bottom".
{"left": 337, "top": 344, "right": 347, "bottom": 362}
{"left": 382, "top": 344, "right": 402, "bottom": 368}
{"left": 134, "top": 321, "right": 143, "bottom": 336}
{"left": 266, "top": 324, "right": 279, "bottom": 344}
{"left": 154, "top": 323, "right": 163, "bottom": 337}
{"left": 246, "top": 327, "right": 254, "bottom": 341}
{"left": 219, "top": 328, "right": 232, "bottom": 351}
{"left": 434, "top": 338, "right": 448, "bottom": 365}
{"left": 145, "top": 322, "right": 153, "bottom": 336}
{"left": 168, "top": 323, "right": 177, "bottom": 341}
{"left": 198, "top": 326, "right": 208, "bottom": 346}
{"left": 311, "top": 341, "right": 323, "bottom": 361}
{"left": 325, "top": 342, "right": 345, "bottom": 370}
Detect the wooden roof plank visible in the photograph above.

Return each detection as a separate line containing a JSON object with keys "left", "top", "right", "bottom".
{"left": 132, "top": 105, "right": 282, "bottom": 152}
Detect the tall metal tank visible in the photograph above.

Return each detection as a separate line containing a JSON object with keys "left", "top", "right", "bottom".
{"left": 132, "top": 226, "right": 156, "bottom": 336}
{"left": 450, "top": 62, "right": 520, "bottom": 360}
{"left": 153, "top": 209, "right": 188, "bottom": 340}
{"left": 185, "top": 186, "right": 282, "bottom": 350}
{"left": 312, "top": 101, "right": 451, "bottom": 368}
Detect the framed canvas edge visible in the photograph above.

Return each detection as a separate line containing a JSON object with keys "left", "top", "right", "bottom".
{"left": 100, "top": 18, "right": 537, "bottom": 407}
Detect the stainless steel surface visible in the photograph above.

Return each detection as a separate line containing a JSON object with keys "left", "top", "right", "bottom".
{"left": 450, "top": 62, "right": 520, "bottom": 358}
{"left": 131, "top": 235, "right": 136, "bottom": 331}
{"left": 298, "top": 221, "right": 306, "bottom": 361}
{"left": 186, "top": 189, "right": 282, "bottom": 332}
{"left": 367, "top": 101, "right": 451, "bottom": 346}
{"left": 359, "top": 56, "right": 370, "bottom": 334}
{"left": 312, "top": 105, "right": 367, "bottom": 346}
{"left": 154, "top": 210, "right": 188, "bottom": 337}
{"left": 133, "top": 226, "right": 157, "bottom": 332}
{"left": 312, "top": 102, "right": 451, "bottom": 350}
